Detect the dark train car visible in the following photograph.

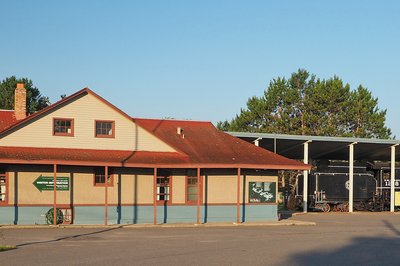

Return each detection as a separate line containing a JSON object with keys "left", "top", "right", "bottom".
{"left": 313, "top": 172, "right": 376, "bottom": 202}
{"left": 310, "top": 172, "right": 377, "bottom": 211}
{"left": 294, "top": 160, "right": 384, "bottom": 212}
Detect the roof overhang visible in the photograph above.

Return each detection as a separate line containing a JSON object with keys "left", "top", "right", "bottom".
{"left": 0, "top": 146, "right": 309, "bottom": 170}
{"left": 228, "top": 132, "right": 400, "bottom": 161}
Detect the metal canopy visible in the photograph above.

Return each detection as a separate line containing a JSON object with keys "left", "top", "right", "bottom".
{"left": 228, "top": 132, "right": 400, "bottom": 161}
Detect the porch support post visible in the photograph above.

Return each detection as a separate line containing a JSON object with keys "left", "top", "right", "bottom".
{"left": 153, "top": 167, "right": 157, "bottom": 225}
{"left": 391, "top": 144, "right": 398, "bottom": 212}
{"left": 237, "top": 168, "right": 241, "bottom": 224}
{"left": 254, "top": 137, "right": 262, "bottom": 147}
{"left": 349, "top": 142, "right": 357, "bottom": 213}
{"left": 105, "top": 166, "right": 108, "bottom": 225}
{"left": 197, "top": 167, "right": 201, "bottom": 224}
{"left": 303, "top": 141, "right": 311, "bottom": 213}
{"left": 53, "top": 164, "right": 57, "bottom": 225}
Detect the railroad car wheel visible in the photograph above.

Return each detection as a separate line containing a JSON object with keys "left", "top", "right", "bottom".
{"left": 315, "top": 203, "right": 323, "bottom": 211}
{"left": 341, "top": 202, "right": 349, "bottom": 212}
{"left": 359, "top": 201, "right": 366, "bottom": 211}
{"left": 323, "top": 203, "right": 330, "bottom": 212}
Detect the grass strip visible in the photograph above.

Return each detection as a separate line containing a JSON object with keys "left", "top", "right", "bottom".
{"left": 0, "top": 245, "right": 17, "bottom": 252}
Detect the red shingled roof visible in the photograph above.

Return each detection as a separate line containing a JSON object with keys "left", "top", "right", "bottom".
{"left": 133, "top": 118, "right": 309, "bottom": 170}
{"left": 0, "top": 146, "right": 190, "bottom": 167}
{"left": 0, "top": 118, "right": 309, "bottom": 169}
{"left": 0, "top": 110, "right": 17, "bottom": 132}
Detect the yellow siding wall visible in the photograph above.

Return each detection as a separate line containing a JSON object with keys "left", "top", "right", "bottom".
{"left": 205, "top": 175, "right": 277, "bottom": 204}
{"left": 172, "top": 176, "right": 185, "bottom": 204}
{"left": 7, "top": 172, "right": 155, "bottom": 205}
{"left": 74, "top": 173, "right": 107, "bottom": 204}
{"left": 6, "top": 173, "right": 13, "bottom": 204}
{"left": 0, "top": 94, "right": 175, "bottom": 152}
{"left": 72, "top": 174, "right": 153, "bottom": 204}
{"left": 115, "top": 174, "right": 154, "bottom": 204}
{"left": 207, "top": 176, "right": 238, "bottom": 203}
{"left": 6, "top": 172, "right": 277, "bottom": 205}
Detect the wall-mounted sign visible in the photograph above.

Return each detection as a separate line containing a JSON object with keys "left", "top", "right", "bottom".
{"left": 249, "top": 182, "right": 276, "bottom": 203}
{"left": 396, "top": 192, "right": 400, "bottom": 207}
{"left": 33, "top": 175, "right": 69, "bottom": 192}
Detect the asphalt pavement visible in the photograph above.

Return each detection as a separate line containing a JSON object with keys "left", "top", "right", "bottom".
{"left": 1, "top": 212, "right": 400, "bottom": 266}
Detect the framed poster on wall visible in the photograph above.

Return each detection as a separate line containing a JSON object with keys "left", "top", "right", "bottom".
{"left": 249, "top": 182, "right": 276, "bottom": 203}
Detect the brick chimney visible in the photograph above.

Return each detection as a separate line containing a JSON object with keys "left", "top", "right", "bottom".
{"left": 14, "top": 83, "right": 27, "bottom": 120}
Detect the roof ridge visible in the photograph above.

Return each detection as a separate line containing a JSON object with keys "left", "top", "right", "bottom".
{"left": 133, "top": 117, "right": 212, "bottom": 123}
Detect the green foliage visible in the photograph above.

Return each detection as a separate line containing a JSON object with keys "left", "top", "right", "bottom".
{"left": 219, "top": 69, "right": 392, "bottom": 139}
{"left": 347, "top": 86, "right": 391, "bottom": 139}
{"left": 0, "top": 76, "right": 50, "bottom": 113}
{"left": 0, "top": 245, "right": 17, "bottom": 252}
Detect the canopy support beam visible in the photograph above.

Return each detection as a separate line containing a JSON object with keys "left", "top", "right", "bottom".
{"left": 53, "top": 164, "right": 57, "bottom": 225}
{"left": 349, "top": 142, "right": 357, "bottom": 213}
{"left": 303, "top": 141, "right": 312, "bottom": 213}
{"left": 391, "top": 144, "right": 398, "bottom": 212}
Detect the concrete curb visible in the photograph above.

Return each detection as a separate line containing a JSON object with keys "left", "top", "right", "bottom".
{"left": 0, "top": 220, "right": 316, "bottom": 229}
{"left": 291, "top": 211, "right": 400, "bottom": 216}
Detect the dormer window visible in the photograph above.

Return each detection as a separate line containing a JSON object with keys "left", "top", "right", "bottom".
{"left": 53, "top": 118, "right": 74, "bottom": 136}
{"left": 95, "top": 120, "right": 115, "bottom": 138}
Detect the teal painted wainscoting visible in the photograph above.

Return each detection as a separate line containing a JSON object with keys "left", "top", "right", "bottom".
{"left": 0, "top": 207, "right": 15, "bottom": 224}
{"left": 241, "top": 204, "right": 278, "bottom": 222}
{"left": 0, "top": 206, "right": 53, "bottom": 225}
{"left": 0, "top": 204, "right": 278, "bottom": 225}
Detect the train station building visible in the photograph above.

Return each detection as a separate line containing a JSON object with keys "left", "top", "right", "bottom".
{"left": 0, "top": 84, "right": 309, "bottom": 225}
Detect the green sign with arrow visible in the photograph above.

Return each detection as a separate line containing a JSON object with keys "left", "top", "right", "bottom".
{"left": 33, "top": 175, "right": 69, "bottom": 192}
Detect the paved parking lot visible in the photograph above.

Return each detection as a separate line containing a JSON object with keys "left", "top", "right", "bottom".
{"left": 1, "top": 212, "right": 400, "bottom": 266}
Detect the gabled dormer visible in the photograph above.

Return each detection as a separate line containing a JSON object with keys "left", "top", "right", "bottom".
{"left": 0, "top": 86, "right": 176, "bottom": 152}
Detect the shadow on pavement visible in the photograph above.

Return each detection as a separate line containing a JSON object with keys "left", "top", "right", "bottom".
{"left": 285, "top": 220, "right": 400, "bottom": 265}
{"left": 16, "top": 226, "right": 123, "bottom": 248}
{"left": 382, "top": 220, "right": 400, "bottom": 236}
{"left": 278, "top": 210, "right": 300, "bottom": 220}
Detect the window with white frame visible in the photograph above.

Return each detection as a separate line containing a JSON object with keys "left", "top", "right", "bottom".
{"left": 156, "top": 176, "right": 171, "bottom": 201}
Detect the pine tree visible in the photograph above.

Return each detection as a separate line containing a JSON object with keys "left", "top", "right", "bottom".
{"left": 218, "top": 69, "right": 392, "bottom": 139}
{"left": 347, "top": 85, "right": 391, "bottom": 138}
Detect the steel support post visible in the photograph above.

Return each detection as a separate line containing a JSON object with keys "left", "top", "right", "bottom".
{"left": 197, "top": 167, "right": 201, "bottom": 224}
{"left": 53, "top": 164, "right": 57, "bottom": 225}
{"left": 303, "top": 141, "right": 311, "bottom": 213}
{"left": 349, "top": 143, "right": 357, "bottom": 213}
{"left": 391, "top": 144, "right": 398, "bottom": 212}
{"left": 105, "top": 166, "right": 108, "bottom": 225}
{"left": 237, "top": 168, "right": 241, "bottom": 223}
{"left": 153, "top": 167, "right": 157, "bottom": 225}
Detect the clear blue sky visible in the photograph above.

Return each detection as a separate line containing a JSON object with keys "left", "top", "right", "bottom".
{"left": 1, "top": 1, "right": 399, "bottom": 137}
